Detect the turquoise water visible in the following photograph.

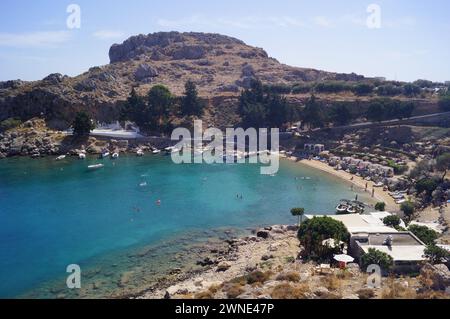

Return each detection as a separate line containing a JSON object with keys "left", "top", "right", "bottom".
{"left": 0, "top": 156, "right": 369, "bottom": 298}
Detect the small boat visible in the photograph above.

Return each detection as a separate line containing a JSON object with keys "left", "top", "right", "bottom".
{"left": 78, "top": 153, "right": 86, "bottom": 160}
{"left": 347, "top": 206, "right": 357, "bottom": 214}
{"left": 152, "top": 149, "right": 161, "bottom": 155}
{"left": 56, "top": 155, "right": 66, "bottom": 161}
{"left": 136, "top": 149, "right": 144, "bottom": 157}
{"left": 101, "top": 152, "right": 110, "bottom": 159}
{"left": 112, "top": 153, "right": 119, "bottom": 159}
{"left": 373, "top": 182, "right": 384, "bottom": 188}
{"left": 88, "top": 164, "right": 104, "bottom": 170}
{"left": 336, "top": 203, "right": 349, "bottom": 214}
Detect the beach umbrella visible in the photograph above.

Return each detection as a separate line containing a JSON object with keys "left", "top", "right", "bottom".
{"left": 333, "top": 254, "right": 354, "bottom": 263}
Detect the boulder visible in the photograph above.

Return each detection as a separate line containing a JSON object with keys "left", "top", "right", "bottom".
{"left": 172, "top": 45, "right": 206, "bottom": 60}
{"left": 256, "top": 230, "right": 270, "bottom": 239}
{"left": 420, "top": 263, "right": 450, "bottom": 291}
{"left": 241, "top": 64, "right": 255, "bottom": 77}
{"left": 134, "top": 64, "right": 159, "bottom": 81}
{"left": 217, "top": 261, "right": 231, "bottom": 272}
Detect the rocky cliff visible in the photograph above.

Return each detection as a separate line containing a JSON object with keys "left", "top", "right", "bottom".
{"left": 0, "top": 31, "right": 365, "bottom": 129}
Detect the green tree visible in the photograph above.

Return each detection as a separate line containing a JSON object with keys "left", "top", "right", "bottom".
{"left": 415, "top": 178, "right": 438, "bottom": 195}
{"left": 436, "top": 153, "right": 450, "bottom": 180}
{"left": 181, "top": 80, "right": 204, "bottom": 116}
{"left": 72, "top": 112, "right": 94, "bottom": 137}
{"left": 367, "top": 101, "right": 384, "bottom": 122}
{"left": 331, "top": 103, "right": 352, "bottom": 126}
{"left": 147, "top": 84, "right": 173, "bottom": 131}
{"left": 290, "top": 208, "right": 305, "bottom": 226}
{"left": 353, "top": 83, "right": 374, "bottom": 96}
{"left": 297, "top": 216, "right": 349, "bottom": 261}
{"left": 121, "top": 87, "right": 146, "bottom": 127}
{"left": 424, "top": 244, "right": 450, "bottom": 264}
{"left": 438, "top": 95, "right": 450, "bottom": 112}
{"left": 400, "top": 201, "right": 415, "bottom": 221}
{"left": 302, "top": 95, "right": 324, "bottom": 129}
{"left": 375, "top": 202, "right": 386, "bottom": 212}
{"left": 361, "top": 248, "right": 394, "bottom": 273}
{"left": 383, "top": 215, "right": 401, "bottom": 229}
{"left": 408, "top": 225, "right": 439, "bottom": 245}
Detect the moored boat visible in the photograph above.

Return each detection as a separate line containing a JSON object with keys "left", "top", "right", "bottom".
{"left": 112, "top": 153, "right": 119, "bottom": 159}
{"left": 56, "top": 155, "right": 66, "bottom": 161}
{"left": 88, "top": 164, "right": 104, "bottom": 170}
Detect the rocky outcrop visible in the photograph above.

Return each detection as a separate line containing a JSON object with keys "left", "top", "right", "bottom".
{"left": 0, "top": 31, "right": 368, "bottom": 127}
{"left": 134, "top": 64, "right": 159, "bottom": 81}
{"left": 421, "top": 263, "right": 450, "bottom": 291}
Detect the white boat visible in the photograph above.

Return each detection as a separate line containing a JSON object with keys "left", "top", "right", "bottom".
{"left": 78, "top": 153, "right": 86, "bottom": 160}
{"left": 88, "top": 164, "right": 104, "bottom": 170}
{"left": 152, "top": 149, "right": 161, "bottom": 154}
{"left": 56, "top": 155, "right": 66, "bottom": 161}
{"left": 373, "top": 182, "right": 384, "bottom": 188}
{"left": 347, "top": 206, "right": 357, "bottom": 214}
{"left": 101, "top": 152, "right": 110, "bottom": 159}
{"left": 112, "top": 153, "right": 119, "bottom": 159}
{"left": 136, "top": 149, "right": 144, "bottom": 157}
{"left": 336, "top": 203, "right": 349, "bottom": 214}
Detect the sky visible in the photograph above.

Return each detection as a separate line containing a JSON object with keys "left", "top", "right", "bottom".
{"left": 0, "top": 0, "right": 449, "bottom": 82}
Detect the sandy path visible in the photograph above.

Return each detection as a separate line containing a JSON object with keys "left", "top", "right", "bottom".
{"left": 286, "top": 158, "right": 400, "bottom": 212}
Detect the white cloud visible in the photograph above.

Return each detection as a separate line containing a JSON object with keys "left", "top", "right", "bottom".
{"left": 313, "top": 16, "right": 333, "bottom": 28}
{"left": 92, "top": 30, "right": 125, "bottom": 40}
{"left": 0, "top": 31, "right": 70, "bottom": 48}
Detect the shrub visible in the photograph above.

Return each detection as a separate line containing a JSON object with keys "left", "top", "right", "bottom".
{"left": 271, "top": 283, "right": 309, "bottom": 299}
{"left": 0, "top": 118, "right": 21, "bottom": 132}
{"left": 361, "top": 248, "right": 394, "bottom": 273}
{"left": 223, "top": 283, "right": 245, "bottom": 299}
{"left": 408, "top": 225, "right": 439, "bottom": 245}
{"left": 375, "top": 202, "right": 386, "bottom": 212}
{"left": 194, "top": 291, "right": 214, "bottom": 299}
{"left": 383, "top": 215, "right": 401, "bottom": 228}
{"left": 424, "top": 244, "right": 450, "bottom": 264}
{"left": 276, "top": 272, "right": 301, "bottom": 282}
{"left": 438, "top": 95, "right": 450, "bottom": 111}
{"left": 357, "top": 288, "right": 376, "bottom": 299}
{"left": 400, "top": 201, "right": 415, "bottom": 220}
{"left": 321, "top": 275, "right": 342, "bottom": 291}
{"left": 246, "top": 271, "right": 272, "bottom": 285}
{"left": 353, "top": 83, "right": 374, "bottom": 95}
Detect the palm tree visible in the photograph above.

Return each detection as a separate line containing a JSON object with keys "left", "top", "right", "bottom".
{"left": 291, "top": 208, "right": 305, "bottom": 227}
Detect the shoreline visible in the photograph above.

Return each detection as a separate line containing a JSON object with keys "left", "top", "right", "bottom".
{"left": 284, "top": 156, "right": 399, "bottom": 212}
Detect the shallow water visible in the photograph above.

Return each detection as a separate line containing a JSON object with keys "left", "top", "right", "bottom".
{"left": 0, "top": 155, "right": 372, "bottom": 298}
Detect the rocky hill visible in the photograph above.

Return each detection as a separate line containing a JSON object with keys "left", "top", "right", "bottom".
{"left": 0, "top": 32, "right": 366, "bottom": 129}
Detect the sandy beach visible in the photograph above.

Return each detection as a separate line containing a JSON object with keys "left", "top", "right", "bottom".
{"left": 285, "top": 157, "right": 400, "bottom": 212}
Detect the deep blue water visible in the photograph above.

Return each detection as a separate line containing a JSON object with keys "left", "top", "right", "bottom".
{"left": 0, "top": 155, "right": 368, "bottom": 298}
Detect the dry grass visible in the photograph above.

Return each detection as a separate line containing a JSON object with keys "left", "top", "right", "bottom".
{"left": 276, "top": 272, "right": 301, "bottom": 282}
{"left": 194, "top": 291, "right": 214, "bottom": 299}
{"left": 271, "top": 283, "right": 310, "bottom": 299}
{"left": 357, "top": 288, "right": 376, "bottom": 299}
{"left": 381, "top": 279, "right": 417, "bottom": 299}
{"left": 222, "top": 283, "right": 245, "bottom": 299}
{"left": 321, "top": 275, "right": 342, "bottom": 291}
{"left": 246, "top": 271, "right": 273, "bottom": 285}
